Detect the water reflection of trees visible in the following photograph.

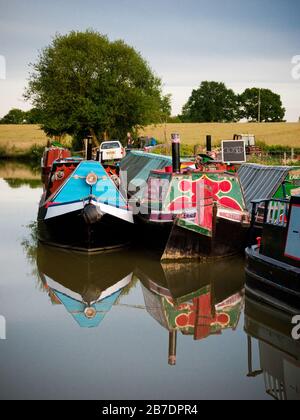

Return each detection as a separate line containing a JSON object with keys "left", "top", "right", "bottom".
{"left": 0, "top": 160, "right": 41, "bottom": 189}
{"left": 4, "top": 178, "right": 41, "bottom": 189}
{"left": 21, "top": 221, "right": 43, "bottom": 290}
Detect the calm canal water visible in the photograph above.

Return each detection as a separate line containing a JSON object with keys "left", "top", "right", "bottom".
{"left": 0, "top": 162, "right": 299, "bottom": 400}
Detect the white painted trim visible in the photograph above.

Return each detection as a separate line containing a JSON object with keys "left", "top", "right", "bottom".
{"left": 45, "top": 273, "right": 133, "bottom": 305}
{"left": 91, "top": 200, "right": 134, "bottom": 224}
{"left": 45, "top": 199, "right": 133, "bottom": 224}
{"left": 217, "top": 208, "right": 244, "bottom": 223}
{"left": 45, "top": 201, "right": 84, "bottom": 220}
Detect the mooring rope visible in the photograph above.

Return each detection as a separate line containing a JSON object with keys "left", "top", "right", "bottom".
{"left": 115, "top": 303, "right": 146, "bottom": 310}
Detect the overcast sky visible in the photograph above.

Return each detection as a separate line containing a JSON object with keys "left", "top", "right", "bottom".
{"left": 0, "top": 0, "right": 299, "bottom": 120}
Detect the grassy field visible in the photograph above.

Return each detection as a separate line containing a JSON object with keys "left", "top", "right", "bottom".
{"left": 0, "top": 123, "right": 299, "bottom": 157}
{"left": 140, "top": 122, "right": 300, "bottom": 147}
{"left": 0, "top": 125, "right": 71, "bottom": 156}
{"left": 0, "top": 125, "right": 48, "bottom": 154}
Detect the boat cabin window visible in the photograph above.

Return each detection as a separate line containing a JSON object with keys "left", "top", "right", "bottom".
{"left": 100, "top": 142, "right": 121, "bottom": 150}
{"left": 284, "top": 201, "right": 300, "bottom": 261}
{"left": 144, "top": 174, "right": 171, "bottom": 202}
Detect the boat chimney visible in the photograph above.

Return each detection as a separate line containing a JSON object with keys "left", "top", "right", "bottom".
{"left": 85, "top": 136, "right": 93, "bottom": 160}
{"left": 171, "top": 133, "right": 181, "bottom": 173}
{"left": 206, "top": 135, "right": 212, "bottom": 153}
{"left": 168, "top": 330, "right": 177, "bottom": 366}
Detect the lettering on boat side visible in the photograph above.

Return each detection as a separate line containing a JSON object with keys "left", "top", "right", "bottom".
{"left": 292, "top": 55, "right": 300, "bottom": 80}
{"left": 292, "top": 316, "right": 300, "bottom": 340}
{"left": 0, "top": 315, "right": 6, "bottom": 340}
{"left": 0, "top": 55, "right": 6, "bottom": 80}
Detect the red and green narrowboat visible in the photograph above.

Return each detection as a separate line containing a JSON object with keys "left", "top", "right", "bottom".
{"left": 131, "top": 158, "right": 250, "bottom": 261}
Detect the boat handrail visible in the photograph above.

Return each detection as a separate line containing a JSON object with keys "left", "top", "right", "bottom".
{"left": 250, "top": 198, "right": 290, "bottom": 229}
{"left": 250, "top": 198, "right": 290, "bottom": 205}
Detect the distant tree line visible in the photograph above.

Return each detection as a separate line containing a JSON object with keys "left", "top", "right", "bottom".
{"left": 0, "top": 107, "right": 43, "bottom": 124}
{"left": 179, "top": 81, "right": 286, "bottom": 123}
{"left": 1, "top": 81, "right": 286, "bottom": 129}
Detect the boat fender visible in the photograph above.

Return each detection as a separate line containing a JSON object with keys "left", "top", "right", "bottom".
{"left": 82, "top": 204, "right": 104, "bottom": 225}
{"left": 256, "top": 237, "right": 262, "bottom": 248}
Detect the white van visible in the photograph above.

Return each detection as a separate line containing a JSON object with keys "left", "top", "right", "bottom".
{"left": 99, "top": 141, "right": 126, "bottom": 162}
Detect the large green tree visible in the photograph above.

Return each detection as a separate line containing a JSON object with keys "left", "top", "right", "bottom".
{"left": 25, "top": 30, "right": 166, "bottom": 145}
{"left": 25, "top": 108, "right": 44, "bottom": 124}
{"left": 239, "top": 88, "right": 285, "bottom": 122}
{"left": 181, "top": 81, "right": 239, "bottom": 123}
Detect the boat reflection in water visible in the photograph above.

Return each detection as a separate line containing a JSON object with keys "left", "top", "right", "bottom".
{"left": 37, "top": 244, "right": 134, "bottom": 328}
{"left": 245, "top": 293, "right": 300, "bottom": 400}
{"left": 136, "top": 257, "right": 245, "bottom": 365}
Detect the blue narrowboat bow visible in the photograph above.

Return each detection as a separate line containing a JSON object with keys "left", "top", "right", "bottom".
{"left": 38, "top": 152, "right": 133, "bottom": 252}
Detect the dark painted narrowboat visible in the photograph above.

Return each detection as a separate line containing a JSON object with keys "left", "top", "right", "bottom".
{"left": 245, "top": 294, "right": 300, "bottom": 400}
{"left": 245, "top": 196, "right": 300, "bottom": 311}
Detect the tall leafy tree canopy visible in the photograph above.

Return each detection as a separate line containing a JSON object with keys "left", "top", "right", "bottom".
{"left": 239, "top": 88, "right": 285, "bottom": 122}
{"left": 25, "top": 30, "right": 167, "bottom": 144}
{"left": 181, "top": 81, "right": 239, "bottom": 123}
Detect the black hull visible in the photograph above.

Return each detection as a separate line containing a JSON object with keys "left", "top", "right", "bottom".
{"left": 135, "top": 215, "right": 248, "bottom": 261}
{"left": 38, "top": 210, "right": 133, "bottom": 253}
{"left": 133, "top": 216, "right": 174, "bottom": 251}
{"left": 245, "top": 246, "right": 300, "bottom": 312}
{"left": 245, "top": 293, "right": 300, "bottom": 338}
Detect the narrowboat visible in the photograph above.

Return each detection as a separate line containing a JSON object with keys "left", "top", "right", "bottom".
{"left": 38, "top": 142, "right": 133, "bottom": 252}
{"left": 136, "top": 257, "right": 245, "bottom": 365}
{"left": 123, "top": 135, "right": 250, "bottom": 261}
{"left": 245, "top": 294, "right": 300, "bottom": 400}
{"left": 37, "top": 244, "right": 134, "bottom": 327}
{"left": 41, "top": 143, "right": 71, "bottom": 183}
{"left": 238, "top": 163, "right": 300, "bottom": 237}
{"left": 245, "top": 196, "right": 300, "bottom": 311}
{"left": 238, "top": 163, "right": 300, "bottom": 212}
